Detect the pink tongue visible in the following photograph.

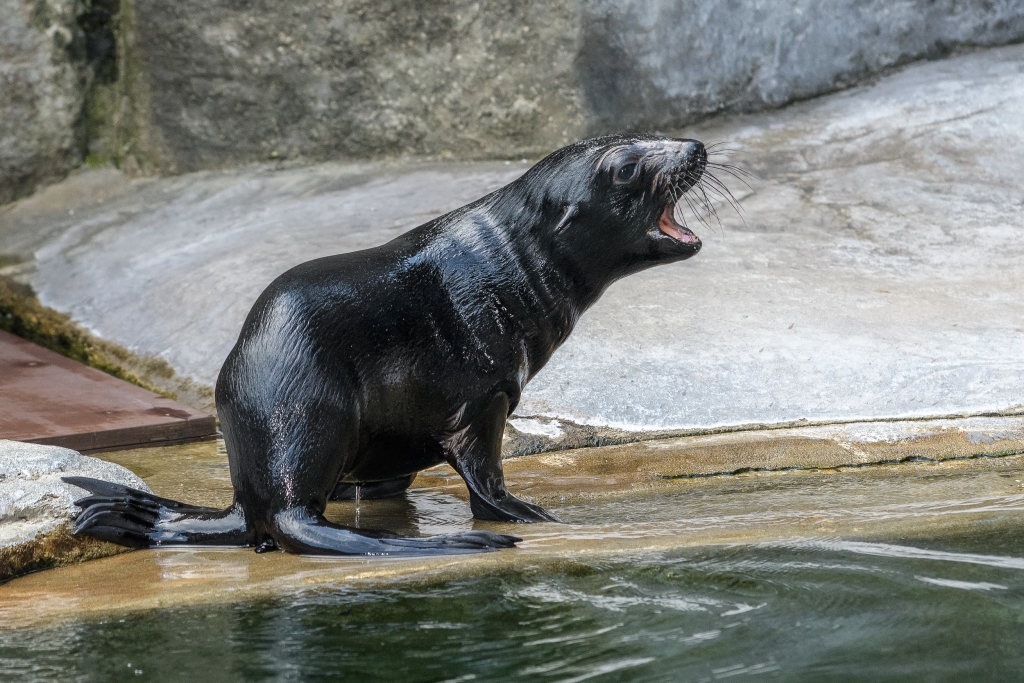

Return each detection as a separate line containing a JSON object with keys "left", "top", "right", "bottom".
{"left": 658, "top": 204, "right": 699, "bottom": 244}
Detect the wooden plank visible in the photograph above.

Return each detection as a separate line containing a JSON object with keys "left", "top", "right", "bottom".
{"left": 0, "top": 330, "right": 216, "bottom": 453}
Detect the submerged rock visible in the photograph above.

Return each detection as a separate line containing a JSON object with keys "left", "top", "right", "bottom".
{"left": 0, "top": 439, "right": 150, "bottom": 583}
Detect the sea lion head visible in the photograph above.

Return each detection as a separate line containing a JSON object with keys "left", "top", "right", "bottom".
{"left": 590, "top": 135, "right": 706, "bottom": 261}
{"left": 508, "top": 135, "right": 710, "bottom": 279}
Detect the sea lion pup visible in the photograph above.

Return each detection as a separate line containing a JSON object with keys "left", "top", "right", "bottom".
{"left": 65, "top": 135, "right": 708, "bottom": 556}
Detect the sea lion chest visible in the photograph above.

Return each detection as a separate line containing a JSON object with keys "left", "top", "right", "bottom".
{"left": 277, "top": 227, "right": 572, "bottom": 437}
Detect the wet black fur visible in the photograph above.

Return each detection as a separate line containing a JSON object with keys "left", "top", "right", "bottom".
{"left": 66, "top": 135, "right": 707, "bottom": 556}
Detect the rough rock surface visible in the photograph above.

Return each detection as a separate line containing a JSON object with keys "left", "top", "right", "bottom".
{"left": 132, "top": 0, "right": 1024, "bottom": 170}
{"left": 0, "top": 439, "right": 151, "bottom": 582}
{"left": 0, "top": 0, "right": 87, "bottom": 204}
{"left": 5, "top": 0, "right": 1024, "bottom": 201}
{"left": 578, "top": 0, "right": 1024, "bottom": 132}
{"left": 1, "top": 45, "right": 1022, "bottom": 434}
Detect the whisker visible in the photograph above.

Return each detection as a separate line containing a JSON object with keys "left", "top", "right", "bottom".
{"left": 670, "top": 169, "right": 715, "bottom": 234}
{"left": 673, "top": 191, "right": 690, "bottom": 230}
{"left": 658, "top": 148, "right": 754, "bottom": 237}
{"left": 680, "top": 178, "right": 713, "bottom": 229}
{"left": 704, "top": 141, "right": 735, "bottom": 152}
{"left": 700, "top": 170, "right": 746, "bottom": 214}
{"left": 671, "top": 184, "right": 708, "bottom": 233}
{"left": 692, "top": 175, "right": 721, "bottom": 218}
{"left": 688, "top": 185, "right": 720, "bottom": 236}
{"left": 706, "top": 169, "right": 755, "bottom": 194}
{"left": 708, "top": 161, "right": 757, "bottom": 178}
{"left": 706, "top": 149, "right": 740, "bottom": 160}
{"left": 683, "top": 192, "right": 714, "bottom": 233}
{"left": 698, "top": 175, "right": 748, "bottom": 229}
{"left": 699, "top": 174, "right": 738, "bottom": 206}
{"left": 706, "top": 162, "right": 758, "bottom": 188}
{"left": 654, "top": 145, "right": 755, "bottom": 236}
{"left": 698, "top": 180, "right": 743, "bottom": 226}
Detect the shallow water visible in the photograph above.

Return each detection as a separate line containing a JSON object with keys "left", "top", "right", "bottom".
{"left": 3, "top": 456, "right": 1024, "bottom": 681}
{"left": 3, "top": 532, "right": 1024, "bottom": 682}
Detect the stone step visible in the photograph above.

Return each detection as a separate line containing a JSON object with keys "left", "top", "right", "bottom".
{"left": 2, "top": 434, "right": 1023, "bottom": 626}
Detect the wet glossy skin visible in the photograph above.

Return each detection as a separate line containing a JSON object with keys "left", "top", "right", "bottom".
{"left": 67, "top": 135, "right": 707, "bottom": 556}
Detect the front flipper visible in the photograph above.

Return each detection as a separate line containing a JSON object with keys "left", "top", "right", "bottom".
{"left": 273, "top": 506, "right": 520, "bottom": 555}
{"left": 444, "top": 394, "right": 561, "bottom": 523}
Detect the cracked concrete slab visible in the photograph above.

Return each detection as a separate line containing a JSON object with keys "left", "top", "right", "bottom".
{"left": 1, "top": 45, "right": 1022, "bottom": 434}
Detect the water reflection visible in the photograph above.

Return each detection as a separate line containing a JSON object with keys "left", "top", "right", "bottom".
{"left": 783, "top": 539, "right": 1024, "bottom": 570}
{"left": 3, "top": 530, "right": 1023, "bottom": 682}
{"left": 325, "top": 489, "right": 475, "bottom": 538}
{"left": 4, "top": 458, "right": 1024, "bottom": 681}
{"left": 156, "top": 548, "right": 251, "bottom": 583}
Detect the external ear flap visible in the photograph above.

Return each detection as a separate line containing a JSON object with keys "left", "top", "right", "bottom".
{"left": 555, "top": 204, "right": 578, "bottom": 232}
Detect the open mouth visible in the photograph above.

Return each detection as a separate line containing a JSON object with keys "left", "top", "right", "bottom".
{"left": 657, "top": 203, "right": 701, "bottom": 247}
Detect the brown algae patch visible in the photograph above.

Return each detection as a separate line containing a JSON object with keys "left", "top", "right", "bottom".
{"left": 0, "top": 524, "right": 130, "bottom": 584}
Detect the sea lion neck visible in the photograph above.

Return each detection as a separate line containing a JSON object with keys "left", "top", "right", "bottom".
{"left": 470, "top": 191, "right": 598, "bottom": 365}
{"left": 484, "top": 177, "right": 625, "bottom": 312}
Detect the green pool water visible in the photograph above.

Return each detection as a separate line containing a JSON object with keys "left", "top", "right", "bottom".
{"left": 3, "top": 461, "right": 1024, "bottom": 682}
{"left": 4, "top": 533, "right": 1024, "bottom": 682}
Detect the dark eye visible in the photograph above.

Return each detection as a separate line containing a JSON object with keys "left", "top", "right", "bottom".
{"left": 616, "top": 163, "right": 638, "bottom": 182}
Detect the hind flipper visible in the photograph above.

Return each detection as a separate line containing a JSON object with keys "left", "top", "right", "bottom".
{"left": 63, "top": 476, "right": 250, "bottom": 548}
{"left": 273, "top": 506, "right": 520, "bottom": 556}
{"left": 64, "top": 476, "right": 217, "bottom": 514}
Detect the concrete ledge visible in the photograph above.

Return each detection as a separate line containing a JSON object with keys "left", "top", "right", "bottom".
{"left": 504, "top": 411, "right": 1024, "bottom": 459}
{"left": 3, "top": 428, "right": 1023, "bottom": 628}
{"left": 446, "top": 416, "right": 1024, "bottom": 503}
{"left": 91, "top": 415, "right": 1024, "bottom": 507}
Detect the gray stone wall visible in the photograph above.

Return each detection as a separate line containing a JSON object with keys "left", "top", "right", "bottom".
{"left": 578, "top": 0, "right": 1024, "bottom": 131}
{"left": 3, "top": 0, "right": 1024, "bottom": 199}
{"left": 133, "top": 0, "right": 584, "bottom": 172}
{"left": 0, "top": 0, "right": 87, "bottom": 205}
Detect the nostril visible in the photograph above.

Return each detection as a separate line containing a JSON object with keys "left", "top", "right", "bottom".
{"left": 691, "top": 142, "right": 707, "bottom": 164}
{"left": 679, "top": 140, "right": 706, "bottom": 167}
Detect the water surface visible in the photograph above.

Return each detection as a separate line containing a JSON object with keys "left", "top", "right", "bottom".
{"left": 3, "top": 457, "right": 1024, "bottom": 682}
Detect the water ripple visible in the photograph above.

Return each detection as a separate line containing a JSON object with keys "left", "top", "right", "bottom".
{"left": 789, "top": 540, "right": 1024, "bottom": 570}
